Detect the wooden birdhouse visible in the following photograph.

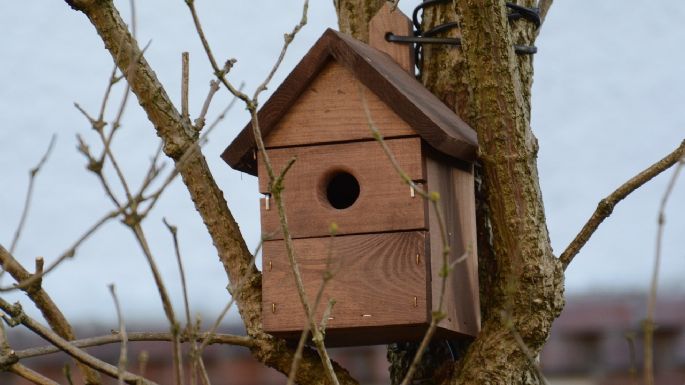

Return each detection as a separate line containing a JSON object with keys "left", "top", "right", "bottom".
{"left": 222, "top": 5, "right": 480, "bottom": 346}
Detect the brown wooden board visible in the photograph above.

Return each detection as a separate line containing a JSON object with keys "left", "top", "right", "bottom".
{"left": 369, "top": 3, "right": 415, "bottom": 74}
{"left": 222, "top": 28, "right": 477, "bottom": 176}
{"left": 264, "top": 61, "right": 415, "bottom": 149}
{"left": 259, "top": 137, "right": 426, "bottom": 239}
{"left": 425, "top": 151, "right": 480, "bottom": 337}
{"left": 262, "top": 231, "right": 430, "bottom": 345}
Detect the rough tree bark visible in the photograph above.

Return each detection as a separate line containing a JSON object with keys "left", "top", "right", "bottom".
{"left": 337, "top": 1, "right": 564, "bottom": 384}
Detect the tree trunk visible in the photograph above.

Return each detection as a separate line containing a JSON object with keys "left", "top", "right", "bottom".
{"left": 337, "top": 1, "right": 565, "bottom": 384}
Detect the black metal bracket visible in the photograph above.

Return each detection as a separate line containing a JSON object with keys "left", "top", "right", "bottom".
{"left": 386, "top": 33, "right": 538, "bottom": 55}
{"left": 390, "top": 0, "right": 540, "bottom": 76}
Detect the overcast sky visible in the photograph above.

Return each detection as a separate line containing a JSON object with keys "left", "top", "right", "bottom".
{"left": 1, "top": 1, "right": 683, "bottom": 327}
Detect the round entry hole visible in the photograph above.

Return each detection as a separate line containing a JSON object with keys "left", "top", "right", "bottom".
{"left": 325, "top": 171, "right": 360, "bottom": 209}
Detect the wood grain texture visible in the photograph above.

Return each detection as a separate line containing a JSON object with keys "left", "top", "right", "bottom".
{"left": 264, "top": 62, "right": 414, "bottom": 149}
{"left": 425, "top": 152, "right": 480, "bottom": 337}
{"left": 259, "top": 138, "right": 426, "bottom": 239}
{"left": 262, "top": 232, "right": 429, "bottom": 345}
{"left": 369, "top": 3, "right": 415, "bottom": 74}
{"left": 221, "top": 28, "right": 477, "bottom": 176}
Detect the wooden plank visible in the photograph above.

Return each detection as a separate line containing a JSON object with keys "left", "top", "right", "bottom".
{"left": 262, "top": 232, "right": 430, "bottom": 341}
{"left": 425, "top": 152, "right": 480, "bottom": 337}
{"left": 264, "top": 62, "right": 415, "bottom": 149}
{"left": 369, "top": 3, "right": 415, "bottom": 74}
{"left": 259, "top": 138, "right": 426, "bottom": 239}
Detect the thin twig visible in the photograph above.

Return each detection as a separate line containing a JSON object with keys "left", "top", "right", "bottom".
{"left": 75, "top": 132, "right": 123, "bottom": 209}
{"left": 128, "top": 224, "right": 183, "bottom": 385}
{"left": 197, "top": 243, "right": 261, "bottom": 354}
{"left": 559, "top": 139, "right": 685, "bottom": 270}
{"left": 138, "top": 85, "right": 243, "bottom": 219}
{"left": 538, "top": 0, "right": 553, "bottom": 25}
{"left": 287, "top": 230, "right": 339, "bottom": 385}
{"left": 0, "top": 207, "right": 123, "bottom": 292}
{"left": 0, "top": 299, "right": 156, "bottom": 385}
{"left": 108, "top": 284, "right": 128, "bottom": 385}
{"left": 0, "top": 248, "right": 102, "bottom": 384}
{"left": 182, "top": 52, "right": 190, "bottom": 121}
{"left": 252, "top": 0, "right": 309, "bottom": 101}
{"left": 163, "top": 218, "right": 192, "bottom": 328}
{"left": 9, "top": 364, "right": 60, "bottom": 385}
{"left": 11, "top": 331, "right": 253, "bottom": 360}
{"left": 644, "top": 154, "right": 683, "bottom": 385}
{"left": 194, "top": 80, "right": 220, "bottom": 131}
{"left": 625, "top": 332, "right": 639, "bottom": 385}
{"left": 185, "top": 0, "right": 249, "bottom": 103}
{"left": 9, "top": 134, "right": 57, "bottom": 254}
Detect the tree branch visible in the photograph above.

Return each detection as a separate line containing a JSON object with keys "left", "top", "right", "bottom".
{"left": 0, "top": 245, "right": 102, "bottom": 384}
{"left": 0, "top": 299, "right": 155, "bottom": 385}
{"left": 559, "top": 139, "right": 685, "bottom": 270}
{"left": 12, "top": 331, "right": 254, "bottom": 361}
{"left": 538, "top": 0, "right": 553, "bottom": 25}
{"left": 9, "top": 134, "right": 56, "bottom": 254}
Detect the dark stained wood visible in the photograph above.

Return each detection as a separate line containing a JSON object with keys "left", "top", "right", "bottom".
{"left": 262, "top": 231, "right": 430, "bottom": 345}
{"left": 369, "top": 3, "right": 415, "bottom": 74}
{"left": 221, "top": 28, "right": 477, "bottom": 176}
{"left": 264, "top": 62, "right": 415, "bottom": 149}
{"left": 259, "top": 138, "right": 426, "bottom": 239}
{"left": 425, "top": 151, "right": 480, "bottom": 337}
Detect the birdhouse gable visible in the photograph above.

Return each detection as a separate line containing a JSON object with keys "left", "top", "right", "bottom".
{"left": 262, "top": 60, "right": 416, "bottom": 150}
{"left": 221, "top": 28, "right": 478, "bottom": 176}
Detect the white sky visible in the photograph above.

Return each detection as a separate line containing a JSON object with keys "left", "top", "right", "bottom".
{"left": 0, "top": 1, "right": 683, "bottom": 327}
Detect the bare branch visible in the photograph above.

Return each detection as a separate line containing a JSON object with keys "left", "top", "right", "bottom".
{"left": 9, "top": 134, "right": 57, "bottom": 254}
{"left": 252, "top": 0, "right": 309, "bottom": 101}
{"left": 644, "top": 155, "right": 683, "bottom": 385}
{"left": 182, "top": 52, "right": 190, "bottom": 121}
{"left": 163, "top": 218, "right": 192, "bottom": 328}
{"left": 538, "top": 0, "right": 553, "bottom": 25}
{"left": 0, "top": 246, "right": 102, "bottom": 384}
{"left": 13, "top": 331, "right": 253, "bottom": 360}
{"left": 0, "top": 299, "right": 155, "bottom": 385}
{"left": 287, "top": 230, "right": 339, "bottom": 385}
{"left": 194, "top": 80, "right": 220, "bottom": 131}
{"left": 0, "top": 207, "right": 123, "bottom": 292}
{"left": 128, "top": 224, "right": 183, "bottom": 385}
{"left": 559, "top": 139, "right": 685, "bottom": 270}
{"left": 108, "top": 284, "right": 128, "bottom": 385}
{"left": 9, "top": 364, "right": 60, "bottom": 385}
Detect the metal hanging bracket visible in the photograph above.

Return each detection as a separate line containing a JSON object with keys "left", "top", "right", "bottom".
{"left": 386, "top": 0, "right": 541, "bottom": 75}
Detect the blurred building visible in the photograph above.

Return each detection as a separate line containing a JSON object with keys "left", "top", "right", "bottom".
{"left": 1, "top": 294, "right": 683, "bottom": 384}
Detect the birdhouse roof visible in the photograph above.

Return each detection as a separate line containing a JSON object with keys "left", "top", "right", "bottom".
{"left": 221, "top": 28, "right": 478, "bottom": 175}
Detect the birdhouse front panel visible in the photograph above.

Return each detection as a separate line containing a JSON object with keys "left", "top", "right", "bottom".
{"left": 258, "top": 137, "right": 426, "bottom": 239}
{"left": 262, "top": 231, "right": 430, "bottom": 346}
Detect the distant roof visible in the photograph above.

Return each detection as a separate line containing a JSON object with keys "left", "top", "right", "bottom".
{"left": 222, "top": 28, "right": 478, "bottom": 176}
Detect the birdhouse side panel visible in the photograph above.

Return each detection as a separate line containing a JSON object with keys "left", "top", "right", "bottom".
{"left": 258, "top": 137, "right": 426, "bottom": 240}
{"left": 425, "top": 154, "right": 480, "bottom": 337}
{"left": 262, "top": 231, "right": 430, "bottom": 340}
{"left": 263, "top": 61, "right": 415, "bottom": 149}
